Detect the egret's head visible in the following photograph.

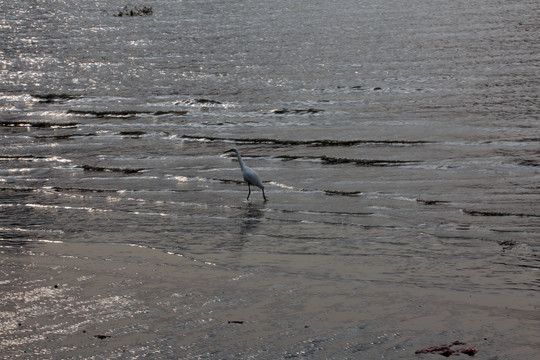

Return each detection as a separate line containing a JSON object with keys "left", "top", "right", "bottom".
{"left": 224, "top": 148, "right": 238, "bottom": 154}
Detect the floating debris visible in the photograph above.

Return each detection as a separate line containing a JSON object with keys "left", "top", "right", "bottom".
{"left": 114, "top": 5, "right": 153, "bottom": 17}
{"left": 94, "top": 334, "right": 112, "bottom": 340}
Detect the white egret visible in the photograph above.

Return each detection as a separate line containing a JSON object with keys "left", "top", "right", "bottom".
{"left": 224, "top": 148, "right": 267, "bottom": 201}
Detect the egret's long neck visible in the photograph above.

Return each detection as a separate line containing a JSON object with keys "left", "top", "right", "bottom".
{"left": 234, "top": 151, "right": 247, "bottom": 170}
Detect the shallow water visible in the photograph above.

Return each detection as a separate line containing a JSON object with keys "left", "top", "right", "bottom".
{"left": 1, "top": 0, "right": 539, "bottom": 358}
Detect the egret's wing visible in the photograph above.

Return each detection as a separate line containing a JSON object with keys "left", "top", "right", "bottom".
{"left": 243, "top": 166, "right": 264, "bottom": 189}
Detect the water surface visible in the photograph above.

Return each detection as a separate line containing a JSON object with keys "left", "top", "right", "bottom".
{"left": 1, "top": 0, "right": 539, "bottom": 358}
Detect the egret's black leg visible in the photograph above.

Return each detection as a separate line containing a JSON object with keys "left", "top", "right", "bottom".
{"left": 247, "top": 184, "right": 251, "bottom": 200}
{"left": 262, "top": 188, "right": 268, "bottom": 202}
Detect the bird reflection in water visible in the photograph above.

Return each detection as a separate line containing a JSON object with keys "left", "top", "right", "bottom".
{"left": 220, "top": 202, "right": 265, "bottom": 252}
{"left": 240, "top": 202, "right": 265, "bottom": 236}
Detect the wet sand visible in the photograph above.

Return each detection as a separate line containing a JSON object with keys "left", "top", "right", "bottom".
{"left": 1, "top": 242, "right": 538, "bottom": 359}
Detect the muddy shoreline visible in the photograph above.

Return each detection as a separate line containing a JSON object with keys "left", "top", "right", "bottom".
{"left": 1, "top": 242, "right": 537, "bottom": 359}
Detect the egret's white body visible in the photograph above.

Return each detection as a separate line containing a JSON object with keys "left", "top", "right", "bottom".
{"left": 225, "top": 148, "right": 267, "bottom": 201}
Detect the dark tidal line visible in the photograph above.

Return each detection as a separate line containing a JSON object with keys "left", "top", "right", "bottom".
{"left": 462, "top": 209, "right": 540, "bottom": 218}
{"left": 182, "top": 134, "right": 431, "bottom": 146}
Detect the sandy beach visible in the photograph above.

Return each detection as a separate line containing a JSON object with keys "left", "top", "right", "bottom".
{"left": 1, "top": 241, "right": 538, "bottom": 359}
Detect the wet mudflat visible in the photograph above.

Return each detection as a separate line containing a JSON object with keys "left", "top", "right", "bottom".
{"left": 1, "top": 242, "right": 538, "bottom": 359}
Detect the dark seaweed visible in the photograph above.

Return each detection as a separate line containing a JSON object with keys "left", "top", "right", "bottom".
{"left": 119, "top": 131, "right": 146, "bottom": 137}
{"left": 176, "top": 98, "right": 222, "bottom": 106}
{"left": 68, "top": 110, "right": 186, "bottom": 118}
{"left": 153, "top": 110, "right": 188, "bottom": 116}
{"left": 194, "top": 98, "right": 222, "bottom": 105}
{"left": 214, "top": 178, "right": 249, "bottom": 185}
{"left": 324, "top": 190, "right": 362, "bottom": 196}
{"left": 321, "top": 155, "right": 417, "bottom": 167}
{"left": 0, "top": 155, "right": 44, "bottom": 161}
{"left": 94, "top": 334, "right": 112, "bottom": 339}
{"left": 80, "top": 165, "right": 144, "bottom": 174}
{"left": 1, "top": 121, "right": 78, "bottom": 128}
{"left": 50, "top": 186, "right": 119, "bottom": 194}
{"left": 31, "top": 93, "right": 79, "bottom": 103}
{"left": 462, "top": 209, "right": 540, "bottom": 218}
{"left": 181, "top": 134, "right": 430, "bottom": 146}
{"left": 416, "top": 199, "right": 449, "bottom": 205}
{"left": 0, "top": 186, "right": 37, "bottom": 192}
{"left": 114, "top": 5, "right": 153, "bottom": 17}
{"left": 33, "top": 134, "right": 80, "bottom": 140}
{"left": 518, "top": 159, "right": 539, "bottom": 167}
{"left": 271, "top": 108, "right": 324, "bottom": 114}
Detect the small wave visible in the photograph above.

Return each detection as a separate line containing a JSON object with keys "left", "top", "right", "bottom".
{"left": 0, "top": 155, "right": 72, "bottom": 164}
{"left": 0, "top": 226, "right": 64, "bottom": 235}
{"left": 38, "top": 239, "right": 64, "bottom": 244}
{"left": 268, "top": 181, "right": 296, "bottom": 190}
{"left": 167, "top": 175, "right": 223, "bottom": 184}
{"left": 264, "top": 181, "right": 361, "bottom": 196}
{"left": 26, "top": 203, "right": 112, "bottom": 213}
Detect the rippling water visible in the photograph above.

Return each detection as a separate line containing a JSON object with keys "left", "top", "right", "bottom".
{"left": 1, "top": 0, "right": 539, "bottom": 358}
